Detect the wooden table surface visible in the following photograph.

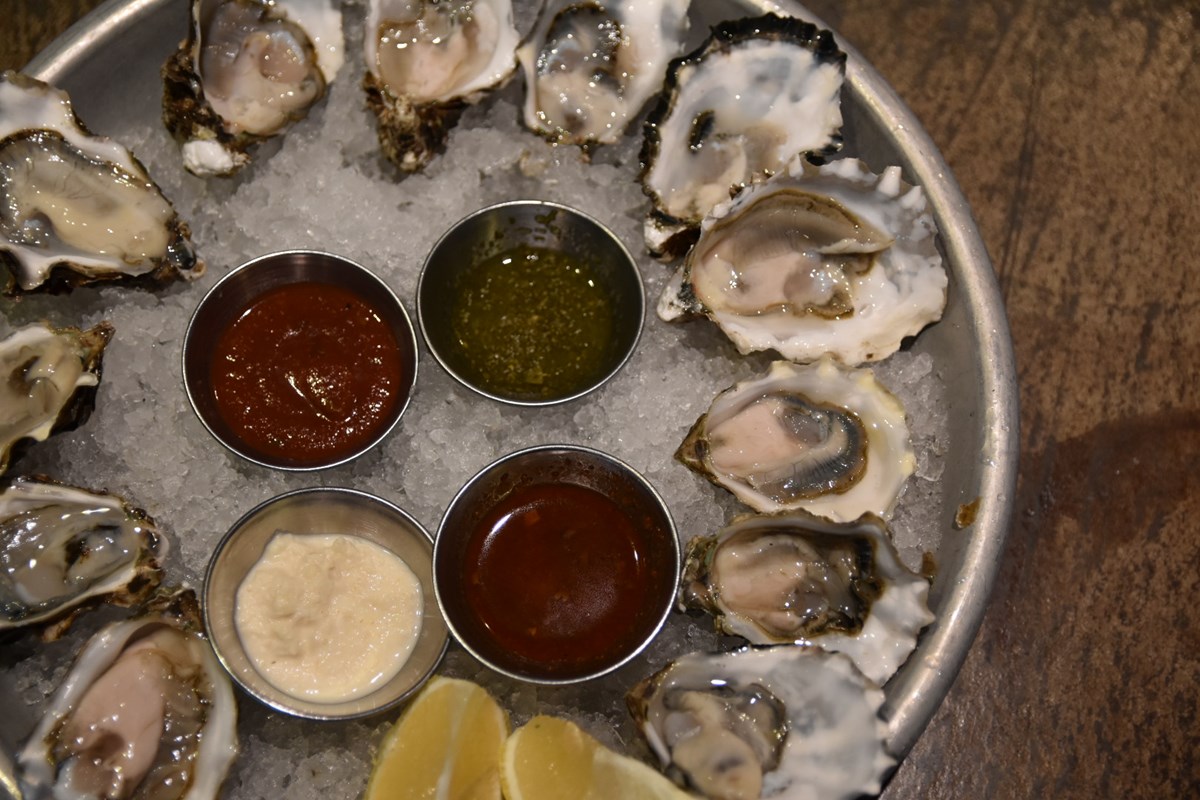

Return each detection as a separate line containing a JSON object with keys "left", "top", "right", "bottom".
{"left": 3, "top": 1, "right": 1197, "bottom": 798}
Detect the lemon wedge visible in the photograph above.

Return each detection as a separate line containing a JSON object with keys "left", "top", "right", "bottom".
{"left": 500, "top": 715, "right": 692, "bottom": 800}
{"left": 365, "top": 676, "right": 509, "bottom": 800}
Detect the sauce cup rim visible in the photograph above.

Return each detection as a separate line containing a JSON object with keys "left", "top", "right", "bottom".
{"left": 416, "top": 200, "right": 645, "bottom": 407}
{"left": 432, "top": 443, "right": 680, "bottom": 685}
{"left": 203, "top": 486, "right": 448, "bottom": 721}
{"left": 182, "top": 249, "right": 419, "bottom": 471}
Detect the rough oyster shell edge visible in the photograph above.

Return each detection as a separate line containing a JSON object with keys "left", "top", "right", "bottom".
{"left": 0, "top": 321, "right": 112, "bottom": 476}
{"left": 161, "top": 0, "right": 342, "bottom": 178}
{"left": 626, "top": 645, "right": 894, "bottom": 800}
{"left": 638, "top": 13, "right": 847, "bottom": 260}
{"left": 17, "top": 588, "right": 239, "bottom": 800}
{"left": 0, "top": 475, "right": 167, "bottom": 641}
{"left": 678, "top": 509, "right": 935, "bottom": 686}
{"left": 674, "top": 358, "right": 916, "bottom": 522}
{"left": 361, "top": 0, "right": 521, "bottom": 173}
{"left": 0, "top": 72, "right": 203, "bottom": 294}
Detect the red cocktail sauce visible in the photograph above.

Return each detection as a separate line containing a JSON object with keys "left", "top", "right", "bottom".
{"left": 209, "top": 282, "right": 404, "bottom": 467}
{"left": 461, "top": 482, "right": 658, "bottom": 678}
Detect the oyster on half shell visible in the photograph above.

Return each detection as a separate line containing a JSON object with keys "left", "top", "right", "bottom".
{"left": 162, "top": 0, "right": 344, "bottom": 177}
{"left": 0, "top": 476, "right": 166, "bottom": 639}
{"left": 627, "top": 646, "right": 893, "bottom": 800}
{"left": 677, "top": 358, "right": 914, "bottom": 522}
{"left": 0, "top": 322, "right": 112, "bottom": 475}
{"left": 0, "top": 73, "right": 202, "bottom": 293}
{"left": 516, "top": 0, "right": 691, "bottom": 150}
{"left": 363, "top": 0, "right": 520, "bottom": 172}
{"left": 680, "top": 510, "right": 934, "bottom": 685}
{"left": 640, "top": 14, "right": 846, "bottom": 258}
{"left": 17, "top": 589, "right": 238, "bottom": 800}
{"left": 658, "top": 157, "right": 948, "bottom": 364}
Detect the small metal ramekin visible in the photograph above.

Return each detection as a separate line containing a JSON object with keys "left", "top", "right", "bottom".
{"left": 182, "top": 250, "right": 418, "bottom": 471}
{"left": 433, "top": 444, "right": 679, "bottom": 684}
{"left": 417, "top": 201, "right": 644, "bottom": 406}
{"left": 203, "top": 487, "right": 448, "bottom": 721}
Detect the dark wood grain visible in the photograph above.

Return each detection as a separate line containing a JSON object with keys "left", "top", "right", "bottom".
{"left": 800, "top": 2, "right": 1200, "bottom": 797}
{"left": 6, "top": 1, "right": 1198, "bottom": 798}
{"left": 0, "top": 0, "right": 109, "bottom": 71}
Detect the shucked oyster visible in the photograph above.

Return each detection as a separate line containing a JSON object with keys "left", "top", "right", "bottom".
{"left": 17, "top": 589, "right": 238, "bottom": 800}
{"left": 658, "top": 157, "right": 948, "bottom": 365}
{"left": 364, "top": 0, "right": 520, "bottom": 172}
{"left": 680, "top": 511, "right": 933, "bottom": 685}
{"left": 162, "top": 0, "right": 344, "bottom": 177}
{"left": 0, "top": 322, "right": 112, "bottom": 475}
{"left": 516, "top": 0, "right": 691, "bottom": 150}
{"left": 0, "top": 476, "right": 165, "bottom": 639}
{"left": 627, "top": 646, "right": 892, "bottom": 800}
{"left": 677, "top": 358, "right": 914, "bottom": 522}
{"left": 0, "top": 73, "right": 202, "bottom": 293}
{"left": 640, "top": 15, "right": 845, "bottom": 258}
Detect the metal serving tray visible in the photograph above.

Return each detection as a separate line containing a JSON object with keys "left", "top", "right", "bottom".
{"left": 3, "top": 0, "right": 1018, "bottom": 792}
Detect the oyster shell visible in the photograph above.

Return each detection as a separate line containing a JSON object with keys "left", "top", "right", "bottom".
{"left": 516, "top": 0, "right": 691, "bottom": 149}
{"left": 627, "top": 646, "right": 892, "bottom": 800}
{"left": 680, "top": 511, "right": 933, "bottom": 685}
{"left": 363, "top": 0, "right": 520, "bottom": 172}
{"left": 0, "top": 322, "right": 112, "bottom": 475}
{"left": 658, "top": 156, "right": 948, "bottom": 364}
{"left": 640, "top": 14, "right": 845, "bottom": 258}
{"left": 162, "top": 0, "right": 344, "bottom": 177}
{"left": 17, "top": 589, "right": 238, "bottom": 800}
{"left": 0, "top": 73, "right": 202, "bottom": 294}
{"left": 677, "top": 358, "right": 914, "bottom": 521}
{"left": 1, "top": 476, "right": 166, "bottom": 639}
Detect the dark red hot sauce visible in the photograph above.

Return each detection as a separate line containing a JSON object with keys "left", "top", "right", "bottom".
{"left": 209, "top": 282, "right": 404, "bottom": 466}
{"left": 462, "top": 482, "right": 657, "bottom": 677}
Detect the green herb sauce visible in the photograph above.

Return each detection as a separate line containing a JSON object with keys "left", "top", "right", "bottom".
{"left": 449, "top": 244, "right": 617, "bottom": 400}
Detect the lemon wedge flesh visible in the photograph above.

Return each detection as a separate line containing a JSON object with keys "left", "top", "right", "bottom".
{"left": 501, "top": 715, "right": 692, "bottom": 800}
{"left": 365, "top": 676, "right": 509, "bottom": 800}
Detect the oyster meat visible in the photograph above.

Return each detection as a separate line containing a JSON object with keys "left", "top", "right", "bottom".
{"left": 677, "top": 358, "right": 914, "bottom": 521}
{"left": 627, "top": 646, "right": 892, "bottom": 800}
{"left": 0, "top": 322, "right": 112, "bottom": 475}
{"left": 18, "top": 590, "right": 238, "bottom": 800}
{"left": 658, "top": 156, "right": 948, "bottom": 364}
{"left": 680, "top": 511, "right": 933, "bottom": 685}
{"left": 1, "top": 476, "right": 166, "bottom": 638}
{"left": 364, "top": 0, "right": 520, "bottom": 172}
{"left": 0, "top": 73, "right": 202, "bottom": 293}
{"left": 640, "top": 14, "right": 845, "bottom": 258}
{"left": 516, "top": 0, "right": 691, "bottom": 149}
{"left": 162, "top": 0, "right": 344, "bottom": 177}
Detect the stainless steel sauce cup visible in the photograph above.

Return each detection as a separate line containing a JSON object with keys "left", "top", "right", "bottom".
{"left": 417, "top": 201, "right": 644, "bottom": 406}
{"left": 204, "top": 487, "right": 448, "bottom": 720}
{"left": 182, "top": 250, "right": 419, "bottom": 471}
{"left": 433, "top": 444, "right": 679, "bottom": 684}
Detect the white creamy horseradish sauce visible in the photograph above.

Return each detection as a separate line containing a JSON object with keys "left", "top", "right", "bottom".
{"left": 235, "top": 532, "right": 424, "bottom": 703}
